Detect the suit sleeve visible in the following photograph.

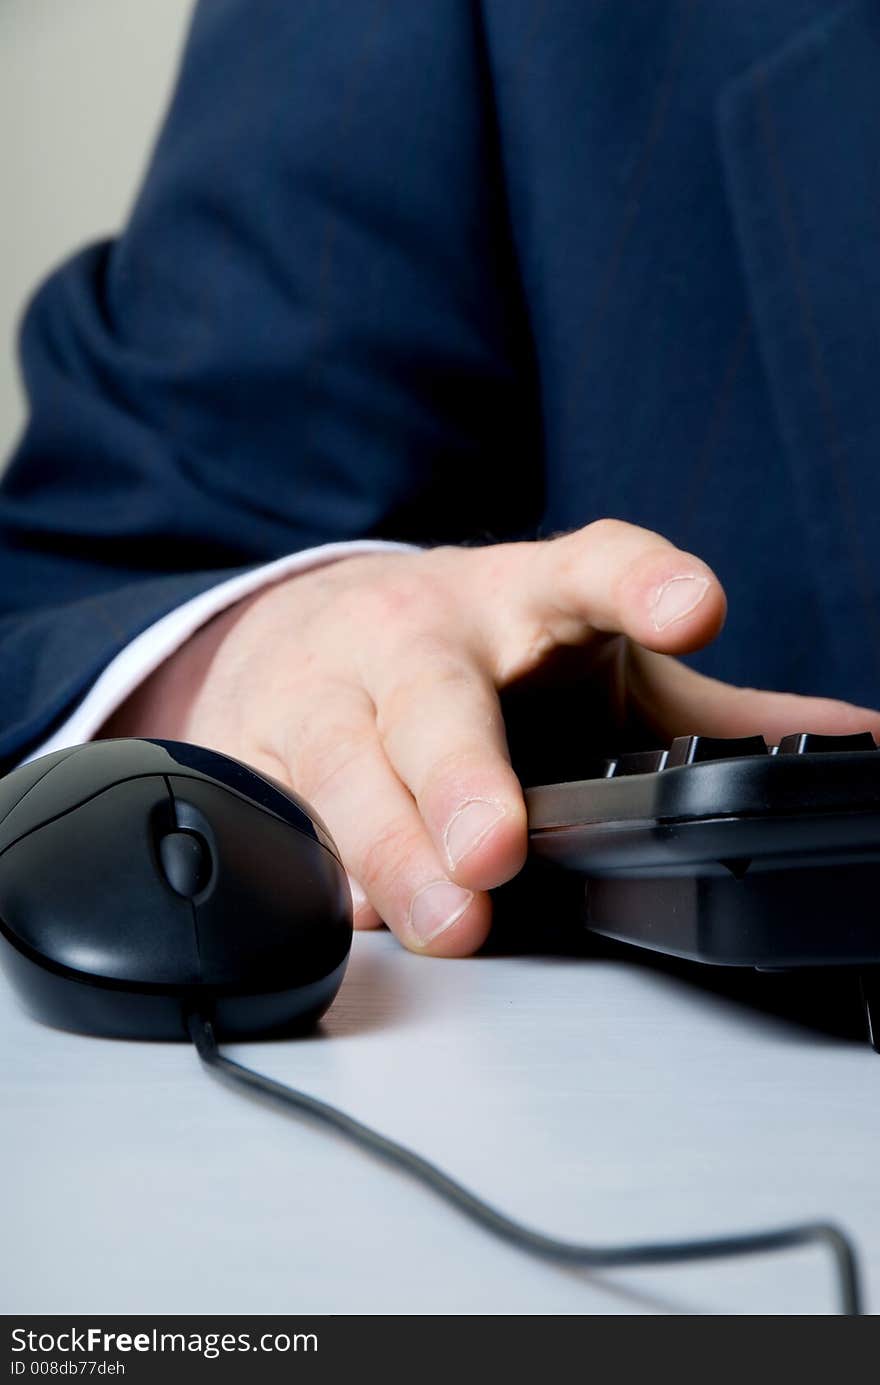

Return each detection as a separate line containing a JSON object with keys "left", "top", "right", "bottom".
{"left": 0, "top": 0, "right": 541, "bottom": 771}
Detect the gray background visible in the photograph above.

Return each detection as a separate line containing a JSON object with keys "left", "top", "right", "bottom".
{"left": 1, "top": 0, "right": 192, "bottom": 461}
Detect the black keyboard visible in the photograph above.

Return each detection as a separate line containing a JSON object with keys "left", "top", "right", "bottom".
{"left": 525, "top": 732, "right": 880, "bottom": 1049}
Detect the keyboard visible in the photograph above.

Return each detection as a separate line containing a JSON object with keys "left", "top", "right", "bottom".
{"left": 525, "top": 732, "right": 880, "bottom": 1049}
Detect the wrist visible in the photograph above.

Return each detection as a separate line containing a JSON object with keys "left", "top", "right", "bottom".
{"left": 98, "top": 594, "right": 255, "bottom": 741}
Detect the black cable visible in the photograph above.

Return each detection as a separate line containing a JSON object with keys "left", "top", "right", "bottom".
{"left": 188, "top": 1013, "right": 862, "bottom": 1315}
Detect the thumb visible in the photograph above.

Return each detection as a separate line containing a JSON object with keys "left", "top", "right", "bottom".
{"left": 473, "top": 519, "right": 728, "bottom": 686}
{"left": 625, "top": 645, "right": 880, "bottom": 745}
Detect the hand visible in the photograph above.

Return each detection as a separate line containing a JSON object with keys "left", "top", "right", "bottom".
{"left": 101, "top": 520, "right": 880, "bottom": 955}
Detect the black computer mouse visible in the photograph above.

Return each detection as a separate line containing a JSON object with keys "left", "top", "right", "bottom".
{"left": 0, "top": 739, "right": 352, "bottom": 1040}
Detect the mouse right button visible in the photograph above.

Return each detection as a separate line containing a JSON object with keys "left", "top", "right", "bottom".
{"left": 167, "top": 776, "right": 351, "bottom": 992}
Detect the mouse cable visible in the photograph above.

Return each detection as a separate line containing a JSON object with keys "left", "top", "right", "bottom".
{"left": 187, "top": 1013, "right": 861, "bottom": 1315}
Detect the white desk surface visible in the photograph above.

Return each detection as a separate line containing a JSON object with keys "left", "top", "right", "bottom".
{"left": 2, "top": 928, "right": 877, "bottom": 1316}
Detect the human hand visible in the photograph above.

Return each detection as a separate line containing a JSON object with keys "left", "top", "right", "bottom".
{"left": 102, "top": 521, "right": 880, "bottom": 954}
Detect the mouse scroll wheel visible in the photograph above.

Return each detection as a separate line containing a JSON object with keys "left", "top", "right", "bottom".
{"left": 159, "top": 831, "right": 212, "bottom": 899}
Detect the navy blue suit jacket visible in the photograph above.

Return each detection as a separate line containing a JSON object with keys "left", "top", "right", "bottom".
{"left": 3, "top": 0, "right": 880, "bottom": 770}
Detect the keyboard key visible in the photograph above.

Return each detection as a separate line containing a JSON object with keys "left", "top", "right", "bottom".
{"left": 609, "top": 749, "right": 668, "bottom": 776}
{"left": 665, "top": 734, "right": 768, "bottom": 768}
{"left": 776, "top": 731, "right": 877, "bottom": 754}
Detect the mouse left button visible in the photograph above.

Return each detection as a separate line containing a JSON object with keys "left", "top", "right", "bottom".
{"left": 0, "top": 776, "right": 201, "bottom": 986}
{"left": 0, "top": 748, "right": 84, "bottom": 844}
{"left": 0, "top": 740, "right": 178, "bottom": 854}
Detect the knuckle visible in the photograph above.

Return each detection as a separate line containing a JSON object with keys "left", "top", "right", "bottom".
{"left": 413, "top": 745, "right": 505, "bottom": 807}
{"left": 376, "top": 648, "right": 475, "bottom": 736}
{"left": 292, "top": 720, "right": 371, "bottom": 801}
{"left": 352, "top": 566, "right": 445, "bottom": 632}
{"left": 559, "top": 518, "right": 646, "bottom": 605}
{"left": 356, "top": 818, "right": 424, "bottom": 897}
{"left": 580, "top": 516, "right": 632, "bottom": 549}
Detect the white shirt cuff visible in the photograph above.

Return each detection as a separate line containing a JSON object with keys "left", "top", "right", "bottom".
{"left": 23, "top": 539, "right": 419, "bottom": 764}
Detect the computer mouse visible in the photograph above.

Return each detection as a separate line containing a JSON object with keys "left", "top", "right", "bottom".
{"left": 0, "top": 739, "right": 352, "bottom": 1040}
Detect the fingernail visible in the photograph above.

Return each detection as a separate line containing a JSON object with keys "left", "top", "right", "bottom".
{"left": 651, "top": 575, "right": 709, "bottom": 630}
{"left": 409, "top": 880, "right": 474, "bottom": 945}
{"left": 444, "top": 798, "right": 505, "bottom": 868}
{"left": 347, "top": 875, "right": 368, "bottom": 916}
